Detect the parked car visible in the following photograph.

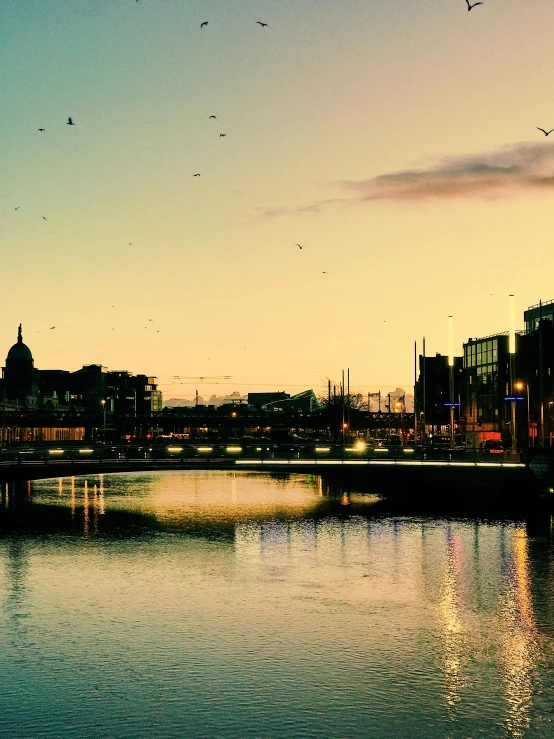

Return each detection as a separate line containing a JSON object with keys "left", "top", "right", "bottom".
{"left": 483, "top": 439, "right": 504, "bottom": 454}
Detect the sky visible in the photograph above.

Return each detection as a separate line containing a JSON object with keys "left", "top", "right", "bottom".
{"left": 2, "top": 0, "right": 554, "bottom": 401}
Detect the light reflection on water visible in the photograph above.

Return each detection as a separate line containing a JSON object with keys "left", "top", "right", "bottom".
{"left": 0, "top": 471, "right": 552, "bottom": 739}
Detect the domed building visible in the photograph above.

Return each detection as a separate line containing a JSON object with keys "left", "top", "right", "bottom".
{"left": 2, "top": 325, "right": 40, "bottom": 407}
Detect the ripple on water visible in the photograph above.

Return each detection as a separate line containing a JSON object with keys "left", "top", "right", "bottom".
{"left": 0, "top": 471, "right": 552, "bottom": 739}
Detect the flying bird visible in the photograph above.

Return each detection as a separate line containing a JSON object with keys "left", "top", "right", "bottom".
{"left": 14, "top": 207, "right": 20, "bottom": 211}
{"left": 296, "top": 244, "right": 303, "bottom": 249}
{"left": 67, "top": 117, "right": 75, "bottom": 125}
{"left": 49, "top": 326, "right": 56, "bottom": 330}
{"left": 219, "top": 133, "right": 226, "bottom": 137}
{"left": 193, "top": 173, "right": 201, "bottom": 177}
{"left": 200, "top": 21, "right": 208, "bottom": 28}
{"left": 322, "top": 271, "right": 327, "bottom": 274}
{"left": 129, "top": 242, "right": 133, "bottom": 245}
{"left": 42, "top": 216, "right": 47, "bottom": 220}
{"left": 256, "top": 21, "right": 268, "bottom": 27}
{"left": 38, "top": 128, "right": 45, "bottom": 132}
{"left": 209, "top": 115, "right": 217, "bottom": 119}
{"left": 537, "top": 127, "right": 554, "bottom": 136}
{"left": 465, "top": 0, "right": 483, "bottom": 9}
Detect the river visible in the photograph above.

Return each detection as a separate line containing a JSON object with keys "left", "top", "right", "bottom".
{"left": 0, "top": 470, "right": 553, "bottom": 738}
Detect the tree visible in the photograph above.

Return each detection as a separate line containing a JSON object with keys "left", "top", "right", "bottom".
{"left": 318, "top": 383, "right": 365, "bottom": 410}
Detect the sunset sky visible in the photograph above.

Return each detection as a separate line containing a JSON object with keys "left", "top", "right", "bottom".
{"left": 3, "top": 0, "right": 554, "bottom": 400}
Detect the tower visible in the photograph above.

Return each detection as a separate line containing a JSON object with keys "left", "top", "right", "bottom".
{"left": 3, "top": 325, "right": 39, "bottom": 406}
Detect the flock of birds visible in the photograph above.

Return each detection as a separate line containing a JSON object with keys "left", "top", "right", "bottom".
{"left": 8, "top": 1, "right": 554, "bottom": 338}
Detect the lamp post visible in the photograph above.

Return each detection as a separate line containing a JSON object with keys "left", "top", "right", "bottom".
{"left": 101, "top": 399, "right": 106, "bottom": 444}
{"left": 448, "top": 316, "right": 455, "bottom": 448}
{"left": 515, "top": 381, "right": 530, "bottom": 447}
{"left": 508, "top": 295, "right": 517, "bottom": 450}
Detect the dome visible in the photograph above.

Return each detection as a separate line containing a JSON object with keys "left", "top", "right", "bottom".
{"left": 6, "top": 325, "right": 33, "bottom": 363}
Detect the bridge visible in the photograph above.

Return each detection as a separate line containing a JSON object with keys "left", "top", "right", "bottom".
{"left": 0, "top": 444, "right": 549, "bottom": 503}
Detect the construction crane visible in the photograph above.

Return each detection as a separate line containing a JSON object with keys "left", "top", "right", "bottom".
{"left": 172, "top": 375, "right": 231, "bottom": 382}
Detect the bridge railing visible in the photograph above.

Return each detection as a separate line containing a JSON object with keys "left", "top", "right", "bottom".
{"left": 0, "top": 443, "right": 520, "bottom": 466}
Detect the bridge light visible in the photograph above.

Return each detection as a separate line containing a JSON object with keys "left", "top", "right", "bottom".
{"left": 196, "top": 446, "right": 213, "bottom": 453}
{"left": 226, "top": 446, "right": 242, "bottom": 453}
{"left": 78, "top": 449, "right": 94, "bottom": 454}
{"left": 315, "top": 446, "right": 331, "bottom": 453}
{"left": 167, "top": 446, "right": 183, "bottom": 453}
{"left": 48, "top": 449, "right": 64, "bottom": 455}
{"left": 354, "top": 440, "right": 367, "bottom": 451}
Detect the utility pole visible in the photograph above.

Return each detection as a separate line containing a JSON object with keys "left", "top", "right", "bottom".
{"left": 340, "top": 370, "right": 344, "bottom": 446}
{"left": 413, "top": 340, "right": 417, "bottom": 443}
{"left": 448, "top": 316, "right": 455, "bottom": 448}
{"left": 422, "top": 336, "right": 426, "bottom": 446}
{"left": 347, "top": 367, "right": 350, "bottom": 436}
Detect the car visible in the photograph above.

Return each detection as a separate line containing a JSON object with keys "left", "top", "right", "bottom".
{"left": 483, "top": 439, "right": 504, "bottom": 454}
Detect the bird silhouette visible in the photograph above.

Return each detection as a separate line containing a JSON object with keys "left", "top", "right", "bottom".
{"left": 537, "top": 127, "right": 554, "bottom": 136}
{"left": 129, "top": 242, "right": 133, "bottom": 245}
{"left": 256, "top": 21, "right": 268, "bottom": 27}
{"left": 465, "top": 0, "right": 483, "bottom": 9}
{"left": 209, "top": 115, "right": 217, "bottom": 119}
{"left": 296, "top": 244, "right": 303, "bottom": 249}
{"left": 49, "top": 326, "right": 56, "bottom": 330}
{"left": 219, "top": 133, "right": 226, "bottom": 137}
{"left": 193, "top": 173, "right": 201, "bottom": 177}
{"left": 322, "top": 271, "right": 327, "bottom": 274}
{"left": 42, "top": 216, "right": 47, "bottom": 220}
{"left": 67, "top": 117, "right": 75, "bottom": 125}
{"left": 38, "top": 128, "right": 45, "bottom": 132}
{"left": 14, "top": 207, "right": 20, "bottom": 211}
{"left": 200, "top": 21, "right": 208, "bottom": 28}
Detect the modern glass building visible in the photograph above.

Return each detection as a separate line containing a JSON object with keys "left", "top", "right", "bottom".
{"left": 524, "top": 299, "right": 554, "bottom": 332}
{"left": 462, "top": 333, "right": 511, "bottom": 448}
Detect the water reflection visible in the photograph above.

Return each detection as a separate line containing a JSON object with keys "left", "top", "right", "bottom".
{"left": 0, "top": 472, "right": 551, "bottom": 739}
{"left": 499, "top": 527, "right": 541, "bottom": 738}
{"left": 437, "top": 530, "right": 466, "bottom": 715}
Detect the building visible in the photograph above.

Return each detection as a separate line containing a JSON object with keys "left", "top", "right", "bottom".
{"left": 462, "top": 333, "right": 511, "bottom": 448}
{"left": 524, "top": 299, "right": 554, "bottom": 332}
{"left": 106, "top": 371, "right": 163, "bottom": 415}
{"left": 414, "top": 353, "right": 463, "bottom": 439}
{"left": 2, "top": 325, "right": 40, "bottom": 408}
{"left": 0, "top": 325, "right": 162, "bottom": 443}
{"left": 461, "top": 299, "right": 554, "bottom": 448}
{"left": 263, "top": 390, "right": 319, "bottom": 413}
{"left": 248, "top": 392, "right": 291, "bottom": 410}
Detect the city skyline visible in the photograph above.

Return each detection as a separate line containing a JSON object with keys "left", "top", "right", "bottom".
{"left": 3, "top": 0, "right": 554, "bottom": 400}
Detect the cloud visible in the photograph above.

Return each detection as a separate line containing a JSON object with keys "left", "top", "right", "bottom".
{"left": 262, "top": 142, "right": 554, "bottom": 215}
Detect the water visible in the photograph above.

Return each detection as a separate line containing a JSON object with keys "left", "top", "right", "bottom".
{"left": 0, "top": 471, "right": 553, "bottom": 739}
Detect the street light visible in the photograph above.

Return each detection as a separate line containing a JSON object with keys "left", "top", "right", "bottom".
{"left": 515, "top": 381, "right": 531, "bottom": 447}
{"left": 101, "top": 400, "right": 107, "bottom": 444}
{"left": 508, "top": 295, "right": 517, "bottom": 450}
